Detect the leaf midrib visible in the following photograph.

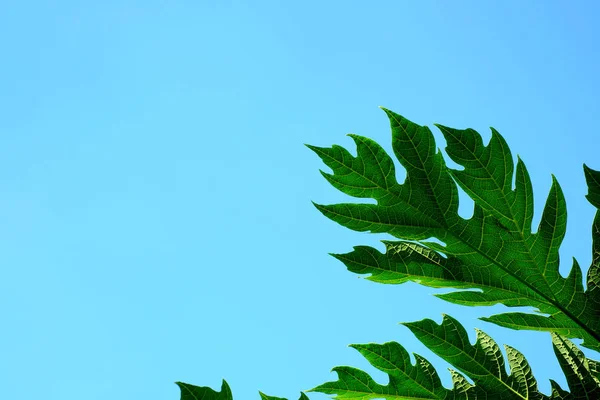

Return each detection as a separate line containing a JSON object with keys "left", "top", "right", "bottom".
{"left": 445, "top": 165, "right": 600, "bottom": 347}
{"left": 319, "top": 118, "right": 600, "bottom": 348}
{"left": 403, "top": 117, "right": 599, "bottom": 348}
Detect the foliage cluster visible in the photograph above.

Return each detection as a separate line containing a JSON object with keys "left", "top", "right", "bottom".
{"left": 177, "top": 108, "right": 600, "bottom": 399}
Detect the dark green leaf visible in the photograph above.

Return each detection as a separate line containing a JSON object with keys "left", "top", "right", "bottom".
{"left": 176, "top": 380, "right": 310, "bottom": 400}
{"left": 176, "top": 380, "right": 233, "bottom": 400}
{"left": 307, "top": 108, "right": 600, "bottom": 352}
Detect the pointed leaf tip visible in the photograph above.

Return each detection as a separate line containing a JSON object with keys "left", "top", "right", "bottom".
{"left": 583, "top": 163, "right": 600, "bottom": 210}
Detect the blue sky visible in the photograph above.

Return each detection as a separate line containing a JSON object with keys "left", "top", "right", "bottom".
{"left": 1, "top": 1, "right": 599, "bottom": 399}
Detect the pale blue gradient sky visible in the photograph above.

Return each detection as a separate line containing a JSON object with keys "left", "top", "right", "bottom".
{"left": 1, "top": 1, "right": 599, "bottom": 399}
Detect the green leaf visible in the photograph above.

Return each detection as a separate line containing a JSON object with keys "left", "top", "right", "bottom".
{"left": 584, "top": 164, "right": 600, "bottom": 209}
{"left": 583, "top": 164, "right": 600, "bottom": 339}
{"left": 307, "top": 107, "right": 600, "bottom": 353}
{"left": 309, "top": 314, "right": 573, "bottom": 399}
{"left": 176, "top": 380, "right": 310, "bottom": 400}
{"left": 178, "top": 108, "right": 600, "bottom": 399}
{"left": 550, "top": 333, "right": 600, "bottom": 398}
{"left": 176, "top": 380, "right": 233, "bottom": 400}
{"left": 259, "top": 391, "right": 310, "bottom": 400}
{"left": 308, "top": 315, "right": 600, "bottom": 399}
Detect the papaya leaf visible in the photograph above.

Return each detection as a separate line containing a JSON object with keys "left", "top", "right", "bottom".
{"left": 176, "top": 380, "right": 309, "bottom": 400}
{"left": 178, "top": 108, "right": 600, "bottom": 398}
{"left": 258, "top": 392, "right": 310, "bottom": 400}
{"left": 306, "top": 107, "right": 600, "bottom": 353}
{"left": 583, "top": 164, "right": 600, "bottom": 209}
{"left": 307, "top": 315, "right": 600, "bottom": 399}
{"left": 550, "top": 332, "right": 600, "bottom": 397}
{"left": 176, "top": 379, "right": 233, "bottom": 400}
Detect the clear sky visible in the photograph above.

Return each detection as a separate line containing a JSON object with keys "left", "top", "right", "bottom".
{"left": 1, "top": 1, "right": 599, "bottom": 399}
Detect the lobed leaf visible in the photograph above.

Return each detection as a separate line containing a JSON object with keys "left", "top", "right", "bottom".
{"left": 177, "top": 108, "right": 600, "bottom": 399}
{"left": 176, "top": 380, "right": 309, "bottom": 400}
{"left": 550, "top": 332, "right": 600, "bottom": 398}
{"left": 176, "top": 380, "right": 233, "bottom": 400}
{"left": 307, "top": 108, "right": 600, "bottom": 353}
{"left": 308, "top": 314, "right": 600, "bottom": 399}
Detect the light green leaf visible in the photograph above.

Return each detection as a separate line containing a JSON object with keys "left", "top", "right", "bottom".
{"left": 308, "top": 315, "right": 600, "bottom": 399}
{"left": 550, "top": 333, "right": 600, "bottom": 398}
{"left": 309, "top": 315, "right": 555, "bottom": 399}
{"left": 401, "top": 314, "right": 542, "bottom": 398}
